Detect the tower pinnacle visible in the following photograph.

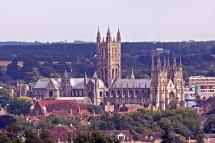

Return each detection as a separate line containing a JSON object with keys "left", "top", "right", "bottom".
{"left": 131, "top": 69, "right": 135, "bottom": 79}
{"left": 117, "top": 26, "right": 121, "bottom": 42}
{"left": 157, "top": 57, "right": 161, "bottom": 71}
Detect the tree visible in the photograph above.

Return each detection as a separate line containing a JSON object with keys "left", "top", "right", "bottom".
{"left": 74, "top": 131, "right": 120, "bottom": 143}
{"left": 39, "top": 128, "right": 54, "bottom": 143}
{"left": 0, "top": 124, "right": 22, "bottom": 143}
{"left": 24, "top": 129, "right": 40, "bottom": 143}
{"left": 204, "top": 114, "right": 215, "bottom": 133}
{"left": 0, "top": 88, "right": 12, "bottom": 107}
{"left": 0, "top": 115, "right": 16, "bottom": 129}
{"left": 0, "top": 131, "right": 22, "bottom": 143}
{"left": 25, "top": 67, "right": 40, "bottom": 83}
{"left": 87, "top": 104, "right": 103, "bottom": 114}
{"left": 19, "top": 96, "right": 33, "bottom": 105}
{"left": 7, "top": 98, "right": 33, "bottom": 116}
{"left": 40, "top": 66, "right": 56, "bottom": 77}
{"left": 161, "top": 130, "right": 187, "bottom": 143}
{"left": 7, "top": 60, "right": 20, "bottom": 80}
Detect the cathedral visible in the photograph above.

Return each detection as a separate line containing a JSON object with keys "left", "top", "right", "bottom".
{"left": 31, "top": 28, "right": 185, "bottom": 111}
{"left": 96, "top": 28, "right": 184, "bottom": 110}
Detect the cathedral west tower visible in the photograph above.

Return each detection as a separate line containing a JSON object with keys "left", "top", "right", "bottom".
{"left": 96, "top": 27, "right": 121, "bottom": 88}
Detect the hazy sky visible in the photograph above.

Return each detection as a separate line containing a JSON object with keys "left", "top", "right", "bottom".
{"left": 0, "top": 0, "right": 215, "bottom": 42}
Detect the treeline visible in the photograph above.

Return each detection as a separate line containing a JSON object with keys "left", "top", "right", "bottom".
{"left": 1, "top": 41, "right": 215, "bottom": 82}
{"left": 0, "top": 41, "right": 215, "bottom": 60}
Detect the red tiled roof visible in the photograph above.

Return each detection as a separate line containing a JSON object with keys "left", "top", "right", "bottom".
{"left": 37, "top": 99, "right": 79, "bottom": 108}
{"left": 33, "top": 99, "right": 88, "bottom": 117}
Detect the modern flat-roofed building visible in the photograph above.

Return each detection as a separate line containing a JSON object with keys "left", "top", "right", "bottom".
{"left": 188, "top": 76, "right": 215, "bottom": 99}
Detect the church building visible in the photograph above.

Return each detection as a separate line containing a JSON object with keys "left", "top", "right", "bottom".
{"left": 31, "top": 28, "right": 185, "bottom": 111}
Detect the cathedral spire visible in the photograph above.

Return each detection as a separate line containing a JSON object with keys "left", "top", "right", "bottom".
{"left": 179, "top": 56, "right": 182, "bottom": 66}
{"left": 131, "top": 69, "right": 135, "bottom": 79}
{"left": 178, "top": 57, "right": 183, "bottom": 71}
{"left": 107, "top": 26, "right": 111, "bottom": 36}
{"left": 84, "top": 72, "right": 88, "bottom": 85}
{"left": 151, "top": 57, "right": 155, "bottom": 70}
{"left": 97, "top": 26, "right": 101, "bottom": 43}
{"left": 157, "top": 57, "right": 161, "bottom": 71}
{"left": 64, "top": 70, "right": 69, "bottom": 78}
{"left": 173, "top": 57, "right": 177, "bottom": 70}
{"left": 93, "top": 71, "right": 98, "bottom": 79}
{"left": 163, "top": 58, "right": 166, "bottom": 71}
{"left": 106, "top": 26, "right": 111, "bottom": 42}
{"left": 97, "top": 26, "right": 100, "bottom": 33}
{"left": 84, "top": 72, "right": 87, "bottom": 79}
{"left": 167, "top": 57, "right": 170, "bottom": 70}
{"left": 117, "top": 26, "right": 121, "bottom": 42}
{"left": 96, "top": 27, "right": 121, "bottom": 88}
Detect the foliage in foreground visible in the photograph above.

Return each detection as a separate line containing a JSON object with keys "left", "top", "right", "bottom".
{"left": 88, "top": 109, "right": 204, "bottom": 142}
{"left": 74, "top": 131, "right": 120, "bottom": 143}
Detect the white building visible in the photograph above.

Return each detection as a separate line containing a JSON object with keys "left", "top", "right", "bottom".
{"left": 188, "top": 76, "right": 215, "bottom": 99}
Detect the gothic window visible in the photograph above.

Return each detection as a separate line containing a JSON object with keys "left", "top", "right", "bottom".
{"left": 135, "top": 90, "right": 139, "bottom": 97}
{"left": 99, "top": 91, "right": 103, "bottom": 97}
{"left": 129, "top": 90, "right": 133, "bottom": 97}
{"left": 117, "top": 90, "right": 121, "bottom": 97}
{"left": 49, "top": 90, "right": 53, "bottom": 98}
{"left": 88, "top": 92, "right": 94, "bottom": 102}
{"left": 123, "top": 90, "right": 127, "bottom": 97}
{"left": 106, "top": 91, "right": 109, "bottom": 97}
{"left": 111, "top": 90, "right": 115, "bottom": 97}
{"left": 169, "top": 91, "right": 175, "bottom": 100}
{"left": 115, "top": 68, "right": 118, "bottom": 78}
{"left": 112, "top": 69, "right": 115, "bottom": 79}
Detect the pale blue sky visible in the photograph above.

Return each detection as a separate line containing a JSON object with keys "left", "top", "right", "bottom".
{"left": 0, "top": 0, "right": 215, "bottom": 42}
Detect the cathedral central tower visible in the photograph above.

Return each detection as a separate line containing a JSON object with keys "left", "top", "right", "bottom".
{"left": 96, "top": 27, "right": 121, "bottom": 88}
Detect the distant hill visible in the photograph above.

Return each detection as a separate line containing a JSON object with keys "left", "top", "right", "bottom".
{"left": 0, "top": 41, "right": 215, "bottom": 79}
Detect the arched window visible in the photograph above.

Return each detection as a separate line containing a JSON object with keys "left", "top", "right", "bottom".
{"left": 129, "top": 90, "right": 133, "bottom": 97}
{"left": 112, "top": 69, "right": 115, "bottom": 79}
{"left": 99, "top": 91, "right": 103, "bottom": 97}
{"left": 49, "top": 90, "right": 53, "bottom": 98}
{"left": 135, "top": 90, "right": 139, "bottom": 97}
{"left": 115, "top": 68, "right": 118, "bottom": 78}
{"left": 106, "top": 91, "right": 109, "bottom": 97}
{"left": 111, "top": 90, "right": 115, "bottom": 97}
{"left": 123, "top": 90, "right": 127, "bottom": 97}
{"left": 117, "top": 90, "right": 121, "bottom": 97}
